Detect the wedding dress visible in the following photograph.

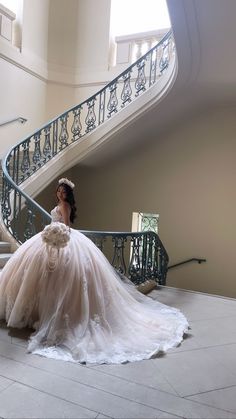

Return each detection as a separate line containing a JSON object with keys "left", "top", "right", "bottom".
{"left": 0, "top": 207, "right": 188, "bottom": 364}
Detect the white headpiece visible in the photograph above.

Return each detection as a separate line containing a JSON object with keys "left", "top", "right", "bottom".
{"left": 58, "top": 178, "right": 75, "bottom": 189}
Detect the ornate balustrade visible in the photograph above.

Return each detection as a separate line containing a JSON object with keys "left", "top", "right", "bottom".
{"left": 0, "top": 31, "right": 173, "bottom": 285}
{"left": 80, "top": 230, "right": 168, "bottom": 285}
{"left": 115, "top": 28, "right": 169, "bottom": 65}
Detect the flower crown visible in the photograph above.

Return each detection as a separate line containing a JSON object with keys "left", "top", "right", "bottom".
{"left": 58, "top": 178, "right": 75, "bottom": 189}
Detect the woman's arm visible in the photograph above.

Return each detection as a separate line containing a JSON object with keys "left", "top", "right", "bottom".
{"left": 59, "top": 202, "right": 71, "bottom": 226}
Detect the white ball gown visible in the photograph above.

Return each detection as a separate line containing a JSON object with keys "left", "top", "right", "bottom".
{"left": 0, "top": 207, "right": 188, "bottom": 364}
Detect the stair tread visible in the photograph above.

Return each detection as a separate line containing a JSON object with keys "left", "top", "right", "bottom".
{"left": 0, "top": 253, "right": 13, "bottom": 258}
{"left": 0, "top": 242, "right": 12, "bottom": 246}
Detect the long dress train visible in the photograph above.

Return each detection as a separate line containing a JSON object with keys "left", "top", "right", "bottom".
{"left": 0, "top": 207, "right": 188, "bottom": 364}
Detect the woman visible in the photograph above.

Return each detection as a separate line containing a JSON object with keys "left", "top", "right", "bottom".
{"left": 0, "top": 178, "right": 188, "bottom": 364}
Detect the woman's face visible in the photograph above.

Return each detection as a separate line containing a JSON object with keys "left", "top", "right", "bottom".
{"left": 57, "top": 185, "right": 67, "bottom": 201}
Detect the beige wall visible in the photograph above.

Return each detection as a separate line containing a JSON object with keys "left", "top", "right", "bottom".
{"left": 0, "top": 0, "right": 49, "bottom": 157}
{"left": 1, "top": 0, "right": 113, "bottom": 156}
{"left": 46, "top": 0, "right": 112, "bottom": 119}
{"left": 22, "top": 0, "right": 49, "bottom": 63}
{"left": 47, "top": 0, "right": 78, "bottom": 69}
{"left": 47, "top": 0, "right": 111, "bottom": 75}
{"left": 45, "top": 83, "right": 102, "bottom": 121}
{"left": 0, "top": 59, "right": 48, "bottom": 158}
{"left": 75, "top": 0, "right": 111, "bottom": 74}
{"left": 64, "top": 106, "right": 236, "bottom": 299}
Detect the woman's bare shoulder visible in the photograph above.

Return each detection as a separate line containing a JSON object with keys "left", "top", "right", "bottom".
{"left": 59, "top": 201, "right": 71, "bottom": 211}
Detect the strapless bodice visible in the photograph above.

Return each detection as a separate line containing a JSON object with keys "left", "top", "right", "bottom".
{"left": 50, "top": 206, "right": 64, "bottom": 223}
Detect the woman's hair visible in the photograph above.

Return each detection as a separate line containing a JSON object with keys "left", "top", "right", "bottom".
{"left": 57, "top": 183, "right": 77, "bottom": 223}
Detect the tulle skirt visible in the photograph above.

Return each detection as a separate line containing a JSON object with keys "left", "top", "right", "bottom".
{"left": 0, "top": 229, "right": 188, "bottom": 364}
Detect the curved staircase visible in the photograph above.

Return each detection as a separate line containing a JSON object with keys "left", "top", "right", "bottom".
{"left": 0, "top": 31, "right": 175, "bottom": 286}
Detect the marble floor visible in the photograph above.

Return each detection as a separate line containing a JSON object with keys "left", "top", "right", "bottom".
{"left": 0, "top": 286, "right": 236, "bottom": 419}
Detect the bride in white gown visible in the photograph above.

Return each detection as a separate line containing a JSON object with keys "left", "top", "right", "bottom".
{"left": 0, "top": 178, "right": 188, "bottom": 364}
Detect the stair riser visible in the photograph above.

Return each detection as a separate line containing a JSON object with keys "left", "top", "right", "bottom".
{"left": 0, "top": 245, "right": 11, "bottom": 253}
{"left": 0, "top": 258, "right": 11, "bottom": 268}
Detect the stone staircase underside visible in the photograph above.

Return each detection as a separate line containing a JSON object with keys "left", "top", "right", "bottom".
{"left": 20, "top": 60, "right": 176, "bottom": 200}
{"left": 0, "top": 54, "right": 176, "bottom": 269}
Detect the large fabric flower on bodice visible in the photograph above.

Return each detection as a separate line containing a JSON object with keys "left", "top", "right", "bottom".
{"left": 41, "top": 222, "right": 70, "bottom": 249}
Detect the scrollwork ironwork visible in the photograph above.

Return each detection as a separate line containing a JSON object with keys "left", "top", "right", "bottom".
{"left": 135, "top": 59, "right": 147, "bottom": 96}
{"left": 121, "top": 71, "right": 132, "bottom": 107}
{"left": 85, "top": 100, "right": 96, "bottom": 133}
{"left": 24, "top": 205, "right": 36, "bottom": 241}
{"left": 1, "top": 175, "right": 12, "bottom": 227}
{"left": 72, "top": 108, "right": 82, "bottom": 140}
{"left": 98, "top": 90, "right": 106, "bottom": 125}
{"left": 78, "top": 231, "right": 169, "bottom": 285}
{"left": 59, "top": 116, "right": 69, "bottom": 149}
{"left": 107, "top": 82, "right": 118, "bottom": 117}
{"left": 111, "top": 236, "right": 127, "bottom": 274}
{"left": 20, "top": 140, "right": 30, "bottom": 174}
{"left": 0, "top": 31, "right": 173, "bottom": 286}
{"left": 129, "top": 236, "right": 142, "bottom": 282}
{"left": 159, "top": 38, "right": 171, "bottom": 73}
{"left": 43, "top": 126, "right": 52, "bottom": 159}
{"left": 52, "top": 120, "right": 58, "bottom": 155}
{"left": 149, "top": 48, "right": 158, "bottom": 86}
{"left": 33, "top": 133, "right": 42, "bottom": 167}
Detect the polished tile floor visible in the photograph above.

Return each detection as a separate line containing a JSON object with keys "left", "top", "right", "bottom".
{"left": 0, "top": 286, "right": 236, "bottom": 419}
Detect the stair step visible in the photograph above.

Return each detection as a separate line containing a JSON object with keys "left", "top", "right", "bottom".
{"left": 0, "top": 242, "right": 12, "bottom": 253}
{"left": 0, "top": 253, "right": 13, "bottom": 268}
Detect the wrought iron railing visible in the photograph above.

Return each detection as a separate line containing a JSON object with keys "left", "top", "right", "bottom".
{"left": 0, "top": 31, "right": 173, "bottom": 284}
{"left": 80, "top": 230, "right": 168, "bottom": 285}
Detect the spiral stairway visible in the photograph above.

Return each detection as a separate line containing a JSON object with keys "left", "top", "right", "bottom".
{"left": 1, "top": 0, "right": 236, "bottom": 290}
{"left": 0, "top": 31, "right": 176, "bottom": 286}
